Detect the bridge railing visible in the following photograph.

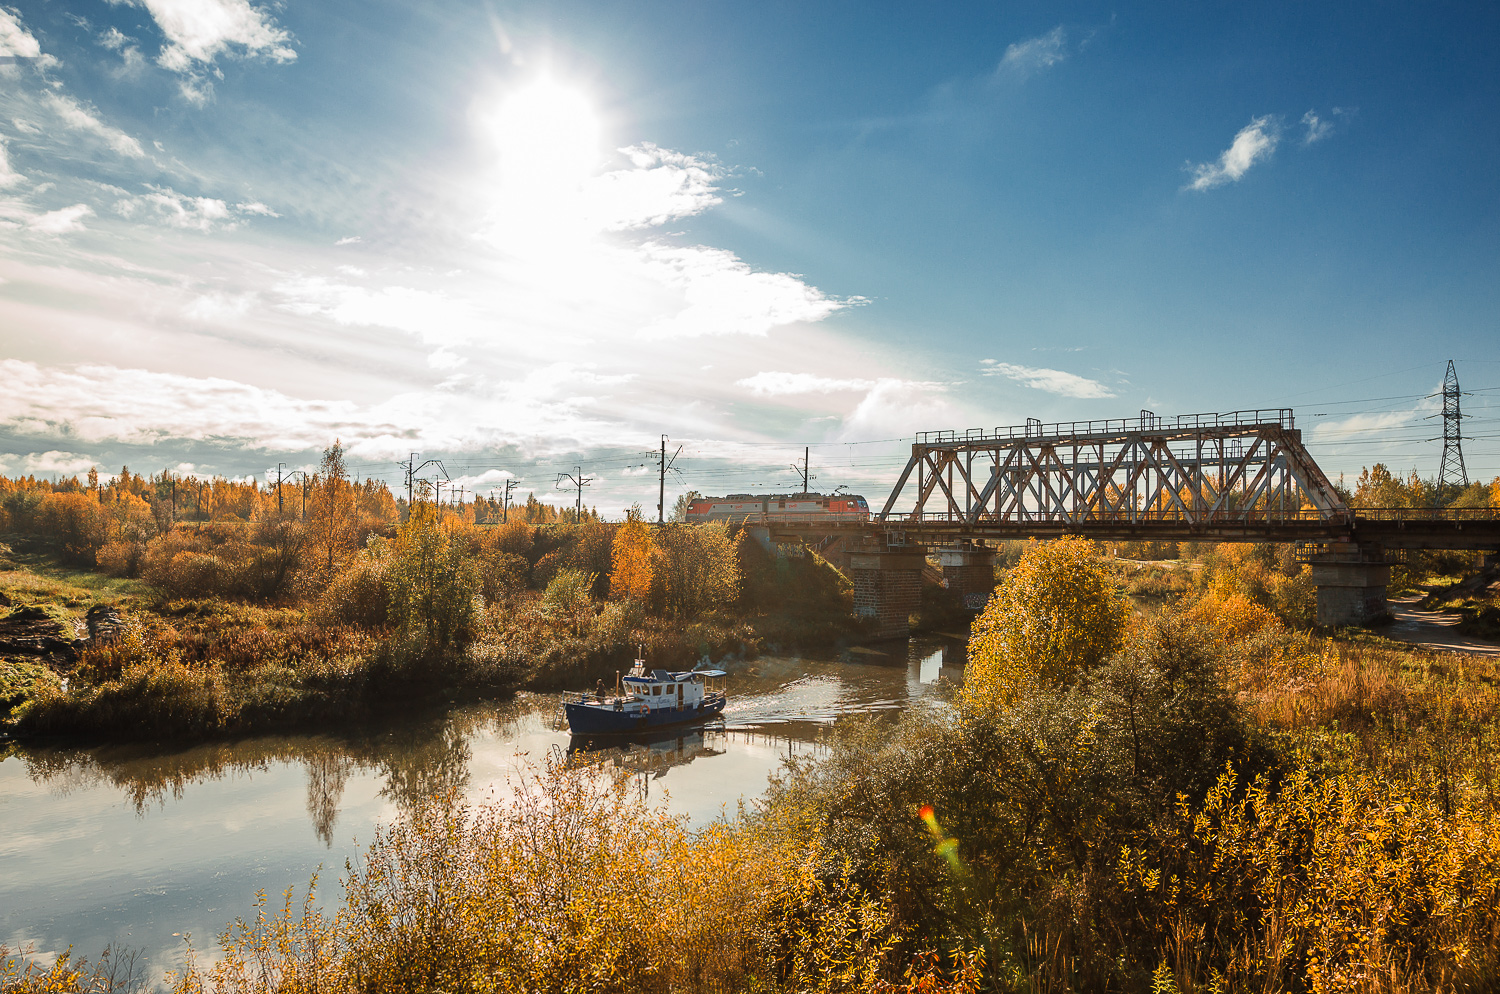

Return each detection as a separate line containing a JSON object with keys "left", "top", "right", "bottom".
{"left": 914, "top": 409, "right": 1295, "bottom": 446}
{"left": 886, "top": 507, "right": 1500, "bottom": 526}
{"left": 1354, "top": 507, "right": 1500, "bottom": 521}
{"left": 892, "top": 508, "right": 1348, "bottom": 525}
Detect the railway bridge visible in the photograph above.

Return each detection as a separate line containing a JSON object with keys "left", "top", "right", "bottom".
{"left": 757, "top": 409, "right": 1500, "bottom": 638}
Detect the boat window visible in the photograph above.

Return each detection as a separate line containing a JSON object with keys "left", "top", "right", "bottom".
{"left": 653, "top": 685, "right": 661, "bottom": 696}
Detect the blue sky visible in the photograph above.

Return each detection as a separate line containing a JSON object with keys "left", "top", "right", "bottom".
{"left": 0, "top": 0, "right": 1496, "bottom": 511}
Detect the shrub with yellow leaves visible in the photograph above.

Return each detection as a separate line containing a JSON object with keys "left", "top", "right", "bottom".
{"left": 962, "top": 536, "right": 1127, "bottom": 712}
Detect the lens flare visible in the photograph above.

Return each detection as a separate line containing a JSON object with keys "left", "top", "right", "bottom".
{"left": 917, "top": 803, "right": 966, "bottom": 876}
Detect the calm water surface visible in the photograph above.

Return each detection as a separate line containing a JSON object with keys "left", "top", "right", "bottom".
{"left": 0, "top": 639, "right": 964, "bottom": 980}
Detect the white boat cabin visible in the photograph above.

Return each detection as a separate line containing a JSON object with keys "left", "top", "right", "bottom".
{"left": 619, "top": 663, "right": 726, "bottom": 710}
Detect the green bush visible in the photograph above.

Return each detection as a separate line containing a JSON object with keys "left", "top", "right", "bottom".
{"left": 384, "top": 506, "right": 480, "bottom": 660}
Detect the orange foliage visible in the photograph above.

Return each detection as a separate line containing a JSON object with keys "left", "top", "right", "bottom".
{"left": 1185, "top": 591, "right": 1282, "bottom": 641}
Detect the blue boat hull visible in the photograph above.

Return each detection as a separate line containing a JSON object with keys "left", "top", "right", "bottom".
{"left": 564, "top": 695, "right": 726, "bottom": 735}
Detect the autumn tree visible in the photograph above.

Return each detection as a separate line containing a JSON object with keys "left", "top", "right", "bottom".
{"left": 962, "top": 536, "right": 1127, "bottom": 713}
{"left": 566, "top": 520, "right": 617, "bottom": 597}
{"left": 653, "top": 522, "right": 739, "bottom": 617}
{"left": 42, "top": 492, "right": 106, "bottom": 564}
{"left": 385, "top": 503, "right": 480, "bottom": 660}
{"left": 670, "top": 491, "right": 701, "bottom": 523}
{"left": 610, "top": 515, "right": 656, "bottom": 602}
{"left": 309, "top": 439, "right": 359, "bottom": 571}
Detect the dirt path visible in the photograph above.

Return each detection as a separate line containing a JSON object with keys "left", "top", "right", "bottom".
{"left": 1385, "top": 594, "right": 1500, "bottom": 657}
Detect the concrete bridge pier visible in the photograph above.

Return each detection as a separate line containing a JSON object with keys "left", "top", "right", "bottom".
{"left": 1306, "top": 542, "right": 1391, "bottom": 627}
{"left": 937, "top": 542, "right": 998, "bottom": 611}
{"left": 850, "top": 545, "right": 927, "bottom": 640}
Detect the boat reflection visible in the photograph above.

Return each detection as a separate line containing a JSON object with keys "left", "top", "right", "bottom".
{"left": 566, "top": 723, "right": 728, "bottom": 794}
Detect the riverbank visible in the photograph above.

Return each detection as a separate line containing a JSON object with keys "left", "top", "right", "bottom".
{"left": 0, "top": 536, "right": 872, "bottom": 747}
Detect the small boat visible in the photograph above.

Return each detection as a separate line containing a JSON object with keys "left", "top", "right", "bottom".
{"left": 564, "top": 656, "right": 728, "bottom": 735}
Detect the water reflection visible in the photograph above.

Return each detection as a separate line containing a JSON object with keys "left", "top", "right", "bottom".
{"left": 6, "top": 638, "right": 965, "bottom": 835}
{"left": 6, "top": 701, "right": 531, "bottom": 841}
{"left": 0, "top": 639, "right": 964, "bottom": 981}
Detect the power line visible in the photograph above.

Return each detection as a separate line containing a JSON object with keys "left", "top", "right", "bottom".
{"left": 555, "top": 466, "right": 593, "bottom": 523}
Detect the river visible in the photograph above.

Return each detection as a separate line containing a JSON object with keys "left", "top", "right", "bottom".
{"left": 0, "top": 637, "right": 964, "bottom": 982}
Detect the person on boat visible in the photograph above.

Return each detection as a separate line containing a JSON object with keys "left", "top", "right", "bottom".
{"left": 595, "top": 679, "right": 605, "bottom": 702}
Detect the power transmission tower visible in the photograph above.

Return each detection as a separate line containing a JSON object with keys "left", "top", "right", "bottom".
{"left": 271, "top": 462, "right": 291, "bottom": 516}
{"left": 502, "top": 478, "right": 518, "bottom": 522}
{"left": 1437, "top": 359, "right": 1470, "bottom": 490}
{"left": 657, "top": 435, "right": 682, "bottom": 524}
{"left": 398, "top": 452, "right": 419, "bottom": 506}
{"left": 790, "top": 446, "right": 813, "bottom": 494}
{"left": 398, "top": 455, "right": 448, "bottom": 515}
{"left": 556, "top": 466, "right": 593, "bottom": 523}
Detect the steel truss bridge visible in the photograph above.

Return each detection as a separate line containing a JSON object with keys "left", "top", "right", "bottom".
{"left": 732, "top": 409, "right": 1499, "bottom": 633}
{"left": 751, "top": 410, "right": 1498, "bottom": 552}
{"left": 863, "top": 409, "right": 1498, "bottom": 550}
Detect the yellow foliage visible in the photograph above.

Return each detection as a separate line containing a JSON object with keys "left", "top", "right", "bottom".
{"left": 183, "top": 754, "right": 807, "bottom": 994}
{"left": 0, "top": 945, "right": 142, "bottom": 993}
{"left": 609, "top": 517, "right": 655, "bottom": 601}
{"left": 1121, "top": 765, "right": 1500, "bottom": 992}
{"left": 1185, "top": 591, "right": 1282, "bottom": 641}
{"left": 962, "top": 536, "right": 1127, "bottom": 712}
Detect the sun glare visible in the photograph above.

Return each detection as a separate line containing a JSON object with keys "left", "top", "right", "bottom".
{"left": 477, "top": 76, "right": 606, "bottom": 251}
{"left": 488, "top": 77, "right": 601, "bottom": 189}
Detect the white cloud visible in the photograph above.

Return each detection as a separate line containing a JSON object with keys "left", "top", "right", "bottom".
{"left": 459, "top": 469, "right": 516, "bottom": 489}
{"left": 124, "top": 0, "right": 296, "bottom": 72}
{"left": 0, "top": 358, "right": 372, "bottom": 451}
{"left": 139, "top": 186, "right": 231, "bottom": 229}
{"left": 98, "top": 26, "right": 131, "bottom": 50}
{"left": 114, "top": 187, "right": 274, "bottom": 231}
{"left": 43, "top": 93, "right": 146, "bottom": 158}
{"left": 427, "top": 348, "right": 466, "bottom": 371}
{"left": 1186, "top": 115, "right": 1279, "bottom": 191}
{"left": 635, "top": 243, "right": 852, "bottom": 339}
{"left": 0, "top": 7, "right": 48, "bottom": 60}
{"left": 29, "top": 203, "right": 93, "bottom": 234}
{"left": 334, "top": 235, "right": 361, "bottom": 245}
{"left": 998, "top": 26, "right": 1067, "bottom": 77}
{"left": 176, "top": 75, "right": 214, "bottom": 106}
{"left": 1301, "top": 109, "right": 1333, "bottom": 145}
{"left": 183, "top": 291, "right": 255, "bottom": 323}
{"left": 0, "top": 138, "right": 23, "bottom": 188}
{"left": 840, "top": 379, "right": 957, "bottom": 440}
{"left": 736, "top": 372, "right": 957, "bottom": 442}
{"left": 583, "top": 143, "right": 723, "bottom": 230}
{"left": 0, "top": 450, "right": 98, "bottom": 477}
{"left": 980, "top": 360, "right": 1114, "bottom": 398}
{"left": 737, "top": 371, "right": 875, "bottom": 395}
{"left": 276, "top": 278, "right": 487, "bottom": 346}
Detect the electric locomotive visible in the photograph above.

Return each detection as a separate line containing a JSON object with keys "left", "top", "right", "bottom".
{"left": 684, "top": 493, "right": 870, "bottom": 523}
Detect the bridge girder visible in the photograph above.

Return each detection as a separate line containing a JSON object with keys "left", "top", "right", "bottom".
{"left": 750, "top": 409, "right": 1498, "bottom": 552}
{"left": 876, "top": 409, "right": 1350, "bottom": 530}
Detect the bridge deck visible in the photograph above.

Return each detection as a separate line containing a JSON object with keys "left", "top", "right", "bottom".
{"left": 751, "top": 509, "right": 1500, "bottom": 551}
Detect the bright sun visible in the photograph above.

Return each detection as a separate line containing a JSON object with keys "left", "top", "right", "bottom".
{"left": 487, "top": 77, "right": 601, "bottom": 190}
